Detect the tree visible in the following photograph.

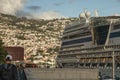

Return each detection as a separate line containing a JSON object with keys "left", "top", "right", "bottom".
{"left": 0, "top": 40, "right": 8, "bottom": 63}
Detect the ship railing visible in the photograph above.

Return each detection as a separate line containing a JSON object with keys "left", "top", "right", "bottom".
{"left": 56, "top": 58, "right": 79, "bottom": 63}
{"left": 92, "top": 21, "right": 109, "bottom": 27}
{"left": 79, "top": 58, "right": 113, "bottom": 63}
{"left": 60, "top": 44, "right": 120, "bottom": 54}
{"left": 62, "top": 34, "right": 91, "bottom": 42}
{"left": 64, "top": 21, "right": 85, "bottom": 32}
{"left": 57, "top": 58, "right": 117, "bottom": 64}
{"left": 63, "top": 29, "right": 90, "bottom": 38}
{"left": 61, "top": 43, "right": 84, "bottom": 49}
{"left": 63, "top": 26, "right": 90, "bottom": 34}
{"left": 61, "top": 44, "right": 120, "bottom": 50}
{"left": 60, "top": 48, "right": 120, "bottom": 55}
{"left": 58, "top": 50, "right": 120, "bottom": 62}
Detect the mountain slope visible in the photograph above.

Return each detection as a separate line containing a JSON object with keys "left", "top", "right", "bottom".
{"left": 0, "top": 13, "right": 78, "bottom": 65}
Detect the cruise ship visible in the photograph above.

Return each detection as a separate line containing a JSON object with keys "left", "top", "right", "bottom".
{"left": 56, "top": 11, "right": 120, "bottom": 79}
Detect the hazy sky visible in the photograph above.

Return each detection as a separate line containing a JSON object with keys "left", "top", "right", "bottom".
{"left": 0, "top": 0, "right": 120, "bottom": 19}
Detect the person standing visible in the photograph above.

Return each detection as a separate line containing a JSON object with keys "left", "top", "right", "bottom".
{"left": 0, "top": 55, "right": 18, "bottom": 80}
{"left": 18, "top": 63, "right": 27, "bottom": 80}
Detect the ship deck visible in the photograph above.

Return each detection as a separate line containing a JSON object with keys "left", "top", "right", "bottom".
{"left": 57, "top": 44, "right": 120, "bottom": 70}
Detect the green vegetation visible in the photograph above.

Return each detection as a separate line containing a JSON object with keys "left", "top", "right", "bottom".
{"left": 0, "top": 40, "right": 8, "bottom": 63}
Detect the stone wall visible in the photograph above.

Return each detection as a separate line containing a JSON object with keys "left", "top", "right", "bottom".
{"left": 25, "top": 68, "right": 99, "bottom": 80}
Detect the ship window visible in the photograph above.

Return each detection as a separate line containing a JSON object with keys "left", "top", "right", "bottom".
{"left": 65, "top": 25, "right": 80, "bottom": 31}
{"left": 62, "top": 37, "right": 92, "bottom": 46}
{"left": 62, "top": 31, "right": 91, "bottom": 40}
{"left": 113, "top": 24, "right": 120, "bottom": 30}
{"left": 110, "top": 31, "right": 120, "bottom": 38}
{"left": 65, "top": 22, "right": 85, "bottom": 31}
{"left": 62, "top": 36, "right": 69, "bottom": 40}
{"left": 69, "top": 32, "right": 91, "bottom": 39}
{"left": 64, "top": 27, "right": 89, "bottom": 34}
{"left": 94, "top": 25, "right": 109, "bottom": 45}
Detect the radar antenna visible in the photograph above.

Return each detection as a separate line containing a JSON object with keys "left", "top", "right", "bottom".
{"left": 94, "top": 9, "right": 99, "bottom": 17}
{"left": 79, "top": 9, "right": 91, "bottom": 23}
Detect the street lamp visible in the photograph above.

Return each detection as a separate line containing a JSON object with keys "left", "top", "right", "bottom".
{"left": 112, "top": 51, "right": 115, "bottom": 80}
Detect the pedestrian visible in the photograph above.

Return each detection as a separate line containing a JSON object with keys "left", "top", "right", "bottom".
{"left": 18, "top": 63, "right": 27, "bottom": 80}
{"left": 0, "top": 55, "right": 18, "bottom": 80}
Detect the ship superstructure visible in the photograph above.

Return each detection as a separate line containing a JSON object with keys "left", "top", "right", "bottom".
{"left": 57, "top": 15, "right": 120, "bottom": 70}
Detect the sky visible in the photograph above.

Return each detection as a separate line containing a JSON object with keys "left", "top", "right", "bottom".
{"left": 0, "top": 0, "right": 120, "bottom": 20}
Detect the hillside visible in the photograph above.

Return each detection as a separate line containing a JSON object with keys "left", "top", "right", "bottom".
{"left": 0, "top": 13, "right": 79, "bottom": 66}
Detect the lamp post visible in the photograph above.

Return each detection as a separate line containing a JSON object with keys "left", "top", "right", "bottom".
{"left": 112, "top": 51, "right": 115, "bottom": 80}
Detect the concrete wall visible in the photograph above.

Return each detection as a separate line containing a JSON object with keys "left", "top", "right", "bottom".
{"left": 25, "top": 68, "right": 99, "bottom": 80}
